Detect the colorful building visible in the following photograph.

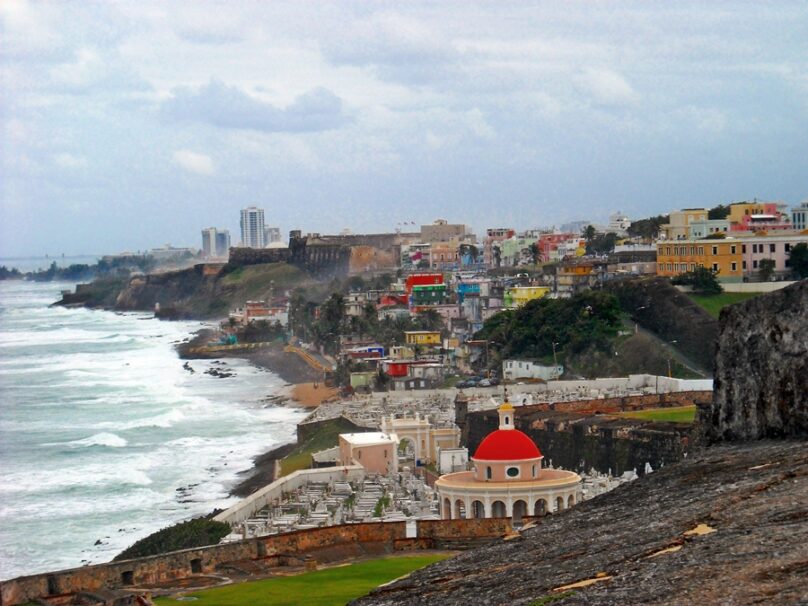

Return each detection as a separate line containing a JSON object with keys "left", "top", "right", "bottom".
{"left": 503, "top": 286, "right": 549, "bottom": 308}
{"left": 405, "top": 273, "right": 444, "bottom": 293}
{"left": 403, "top": 331, "right": 442, "bottom": 346}
{"left": 656, "top": 240, "right": 743, "bottom": 281}
{"left": 661, "top": 209, "right": 709, "bottom": 241}
{"left": 338, "top": 433, "right": 397, "bottom": 475}
{"left": 410, "top": 283, "right": 447, "bottom": 306}
{"left": 738, "top": 234, "right": 808, "bottom": 277}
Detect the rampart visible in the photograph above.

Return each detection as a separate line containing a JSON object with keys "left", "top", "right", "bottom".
{"left": 0, "top": 518, "right": 517, "bottom": 606}
{"left": 464, "top": 392, "right": 706, "bottom": 476}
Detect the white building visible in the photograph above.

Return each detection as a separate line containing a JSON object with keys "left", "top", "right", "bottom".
{"left": 503, "top": 359, "right": 564, "bottom": 381}
{"left": 608, "top": 211, "right": 632, "bottom": 234}
{"left": 201, "top": 228, "right": 231, "bottom": 258}
{"left": 240, "top": 207, "right": 266, "bottom": 248}
{"left": 264, "top": 226, "right": 282, "bottom": 245}
{"left": 792, "top": 201, "right": 808, "bottom": 231}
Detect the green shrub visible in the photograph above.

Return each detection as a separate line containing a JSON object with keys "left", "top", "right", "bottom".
{"left": 114, "top": 517, "right": 231, "bottom": 561}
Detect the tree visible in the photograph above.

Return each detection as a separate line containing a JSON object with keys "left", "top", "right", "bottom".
{"left": 671, "top": 266, "right": 723, "bottom": 295}
{"left": 708, "top": 204, "right": 731, "bottom": 220}
{"left": 584, "top": 225, "right": 597, "bottom": 244}
{"left": 789, "top": 243, "right": 808, "bottom": 279}
{"left": 492, "top": 244, "right": 502, "bottom": 268}
{"left": 627, "top": 215, "right": 668, "bottom": 240}
{"left": 758, "top": 258, "right": 776, "bottom": 282}
{"left": 587, "top": 232, "right": 617, "bottom": 255}
{"left": 528, "top": 242, "right": 541, "bottom": 265}
{"left": 458, "top": 244, "right": 480, "bottom": 264}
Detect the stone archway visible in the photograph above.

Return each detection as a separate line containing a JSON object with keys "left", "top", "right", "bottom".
{"left": 443, "top": 498, "right": 452, "bottom": 519}
{"left": 454, "top": 499, "right": 466, "bottom": 519}
{"left": 534, "top": 499, "right": 547, "bottom": 516}
{"left": 512, "top": 500, "right": 527, "bottom": 524}
{"left": 492, "top": 500, "right": 506, "bottom": 517}
{"left": 471, "top": 500, "right": 485, "bottom": 519}
{"left": 555, "top": 496, "right": 564, "bottom": 512}
{"left": 398, "top": 437, "right": 416, "bottom": 462}
{"left": 567, "top": 494, "right": 575, "bottom": 508}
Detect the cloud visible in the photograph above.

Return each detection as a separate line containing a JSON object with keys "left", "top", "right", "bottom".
{"left": 161, "top": 79, "right": 349, "bottom": 132}
{"left": 575, "top": 68, "right": 639, "bottom": 107}
{"left": 172, "top": 149, "right": 215, "bottom": 175}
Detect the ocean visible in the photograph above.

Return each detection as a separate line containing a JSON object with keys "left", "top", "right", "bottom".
{"left": 0, "top": 280, "right": 305, "bottom": 580}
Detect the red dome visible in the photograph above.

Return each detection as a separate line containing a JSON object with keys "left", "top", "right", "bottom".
{"left": 472, "top": 429, "right": 542, "bottom": 461}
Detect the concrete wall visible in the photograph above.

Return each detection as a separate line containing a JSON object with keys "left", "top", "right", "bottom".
{"left": 722, "top": 281, "right": 797, "bottom": 293}
{"left": 1, "top": 518, "right": 516, "bottom": 606}
{"left": 213, "top": 466, "right": 366, "bottom": 525}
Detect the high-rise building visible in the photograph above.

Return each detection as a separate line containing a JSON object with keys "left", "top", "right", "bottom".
{"left": 201, "top": 228, "right": 232, "bottom": 258}
{"left": 215, "top": 230, "right": 231, "bottom": 257}
{"left": 201, "top": 228, "right": 217, "bottom": 257}
{"left": 240, "top": 207, "right": 266, "bottom": 248}
{"left": 264, "top": 226, "right": 282, "bottom": 245}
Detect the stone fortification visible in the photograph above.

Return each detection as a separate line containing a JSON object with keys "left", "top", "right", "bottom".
{"left": 463, "top": 392, "right": 705, "bottom": 476}
{"left": 703, "top": 279, "right": 808, "bottom": 442}
{"left": 0, "top": 519, "right": 516, "bottom": 606}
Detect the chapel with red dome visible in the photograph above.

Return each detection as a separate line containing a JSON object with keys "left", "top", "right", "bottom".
{"left": 435, "top": 398, "right": 581, "bottom": 520}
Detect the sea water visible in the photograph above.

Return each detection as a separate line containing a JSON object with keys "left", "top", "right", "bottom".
{"left": 0, "top": 280, "right": 305, "bottom": 580}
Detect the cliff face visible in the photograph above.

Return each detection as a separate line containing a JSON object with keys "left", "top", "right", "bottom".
{"left": 703, "top": 279, "right": 808, "bottom": 442}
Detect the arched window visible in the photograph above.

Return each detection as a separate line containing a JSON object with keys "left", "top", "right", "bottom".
{"left": 486, "top": 466, "right": 492, "bottom": 480}
{"left": 505, "top": 416, "right": 510, "bottom": 425}
{"left": 532, "top": 464, "right": 536, "bottom": 477}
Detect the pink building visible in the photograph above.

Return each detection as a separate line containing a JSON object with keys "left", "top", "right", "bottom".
{"left": 338, "top": 433, "right": 397, "bottom": 475}
{"left": 538, "top": 233, "right": 575, "bottom": 261}
{"left": 739, "top": 234, "right": 808, "bottom": 277}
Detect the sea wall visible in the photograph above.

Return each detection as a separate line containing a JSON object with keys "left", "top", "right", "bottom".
{"left": 703, "top": 279, "right": 808, "bottom": 442}
{"left": 0, "top": 518, "right": 514, "bottom": 606}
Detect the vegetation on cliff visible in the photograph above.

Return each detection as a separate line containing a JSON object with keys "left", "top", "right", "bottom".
{"left": 114, "top": 517, "right": 230, "bottom": 561}
{"left": 475, "top": 290, "right": 622, "bottom": 368}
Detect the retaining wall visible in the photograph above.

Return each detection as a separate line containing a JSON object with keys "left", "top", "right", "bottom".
{"left": 1, "top": 518, "right": 514, "bottom": 606}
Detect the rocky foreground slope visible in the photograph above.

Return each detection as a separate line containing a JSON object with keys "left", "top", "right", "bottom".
{"left": 355, "top": 280, "right": 808, "bottom": 606}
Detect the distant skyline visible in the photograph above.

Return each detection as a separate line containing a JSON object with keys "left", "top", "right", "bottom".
{"left": 2, "top": 1, "right": 807, "bottom": 257}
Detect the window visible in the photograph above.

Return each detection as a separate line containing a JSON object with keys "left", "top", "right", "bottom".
{"left": 486, "top": 466, "right": 492, "bottom": 480}
{"left": 770, "top": 244, "right": 776, "bottom": 253}
{"left": 743, "top": 261, "right": 747, "bottom": 270}
{"left": 786, "top": 243, "right": 791, "bottom": 252}
{"left": 358, "top": 450, "right": 361, "bottom": 459}
{"left": 753, "top": 260, "right": 758, "bottom": 269}
{"left": 121, "top": 571, "right": 134, "bottom": 586}
{"left": 731, "top": 245, "right": 736, "bottom": 254}
{"left": 742, "top": 245, "right": 746, "bottom": 254}
{"left": 731, "top": 262, "right": 737, "bottom": 271}
{"left": 690, "top": 246, "right": 696, "bottom": 255}
{"left": 712, "top": 246, "right": 718, "bottom": 256}
{"left": 506, "top": 467, "right": 520, "bottom": 478}
{"left": 699, "top": 246, "right": 704, "bottom": 255}
{"left": 532, "top": 464, "right": 536, "bottom": 477}
{"left": 690, "top": 263, "right": 696, "bottom": 271}
{"left": 712, "top": 263, "right": 719, "bottom": 272}
{"left": 191, "top": 558, "right": 203, "bottom": 574}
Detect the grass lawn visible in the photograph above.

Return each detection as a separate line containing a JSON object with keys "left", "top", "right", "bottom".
{"left": 688, "top": 292, "right": 759, "bottom": 318}
{"left": 619, "top": 405, "right": 696, "bottom": 424}
{"left": 154, "top": 554, "right": 449, "bottom": 606}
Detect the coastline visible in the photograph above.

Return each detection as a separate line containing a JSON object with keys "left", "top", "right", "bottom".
{"left": 175, "top": 327, "right": 339, "bottom": 497}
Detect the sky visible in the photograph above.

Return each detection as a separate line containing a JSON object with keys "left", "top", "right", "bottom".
{"left": 2, "top": 1, "right": 807, "bottom": 258}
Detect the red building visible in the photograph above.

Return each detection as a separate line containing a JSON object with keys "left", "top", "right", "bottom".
{"left": 405, "top": 273, "right": 444, "bottom": 294}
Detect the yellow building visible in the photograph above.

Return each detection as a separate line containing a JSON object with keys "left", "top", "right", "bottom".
{"left": 656, "top": 240, "right": 743, "bottom": 281}
{"left": 504, "top": 286, "right": 550, "bottom": 308}
{"left": 404, "top": 331, "right": 442, "bottom": 346}
{"left": 728, "top": 202, "right": 773, "bottom": 225}
{"left": 661, "top": 209, "right": 709, "bottom": 241}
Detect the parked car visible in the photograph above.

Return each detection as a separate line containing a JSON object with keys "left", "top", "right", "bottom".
{"left": 478, "top": 379, "right": 492, "bottom": 387}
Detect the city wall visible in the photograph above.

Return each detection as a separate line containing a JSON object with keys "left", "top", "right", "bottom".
{"left": 1, "top": 519, "right": 516, "bottom": 606}
{"left": 464, "top": 392, "right": 706, "bottom": 476}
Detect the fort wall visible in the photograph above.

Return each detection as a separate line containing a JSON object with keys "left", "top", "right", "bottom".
{"left": 1, "top": 519, "right": 516, "bottom": 606}
{"left": 464, "top": 392, "right": 706, "bottom": 476}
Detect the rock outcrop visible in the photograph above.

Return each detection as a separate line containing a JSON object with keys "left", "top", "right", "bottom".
{"left": 703, "top": 279, "right": 808, "bottom": 442}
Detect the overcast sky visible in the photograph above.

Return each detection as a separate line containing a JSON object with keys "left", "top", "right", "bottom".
{"left": 2, "top": 1, "right": 807, "bottom": 257}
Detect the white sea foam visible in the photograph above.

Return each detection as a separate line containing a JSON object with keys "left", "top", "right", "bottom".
{"left": 65, "top": 432, "right": 129, "bottom": 448}
{"left": 0, "top": 280, "right": 305, "bottom": 580}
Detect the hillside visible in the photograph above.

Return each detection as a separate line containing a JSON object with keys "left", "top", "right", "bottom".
{"left": 58, "top": 262, "right": 310, "bottom": 319}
